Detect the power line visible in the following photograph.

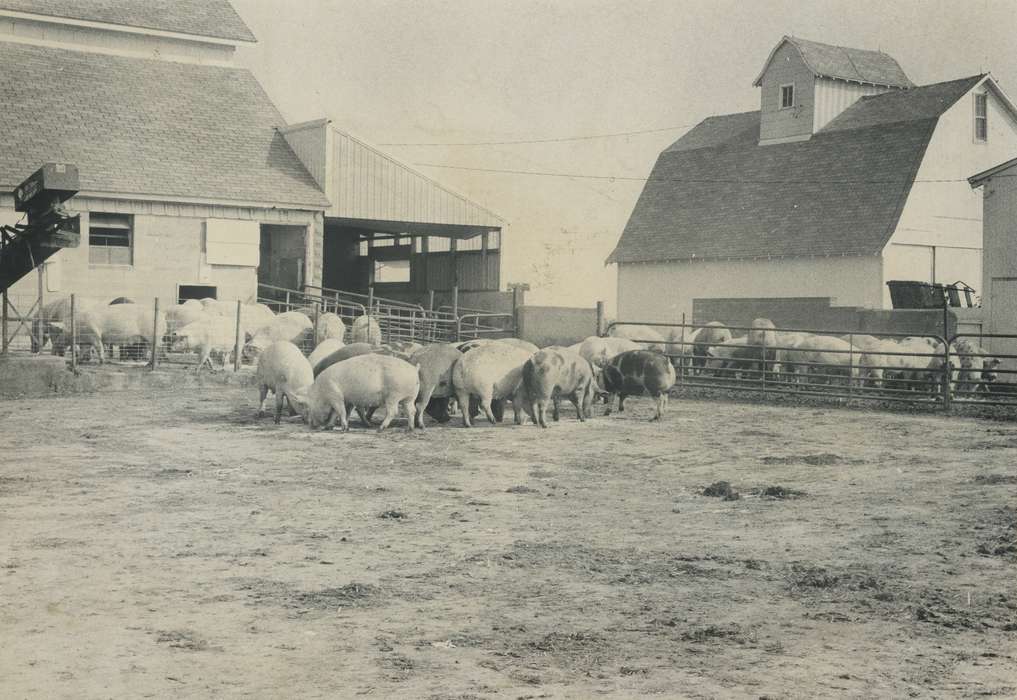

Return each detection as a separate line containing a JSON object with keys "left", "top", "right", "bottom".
{"left": 413, "top": 162, "right": 998, "bottom": 185}
{"left": 378, "top": 123, "right": 697, "bottom": 147}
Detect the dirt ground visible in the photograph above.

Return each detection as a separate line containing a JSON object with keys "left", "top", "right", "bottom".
{"left": 1, "top": 382, "right": 1016, "bottom": 699}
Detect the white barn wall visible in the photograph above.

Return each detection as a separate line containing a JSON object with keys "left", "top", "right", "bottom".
{"left": 1, "top": 195, "right": 319, "bottom": 305}
{"left": 616, "top": 256, "right": 883, "bottom": 324}
{"left": 884, "top": 79, "right": 1017, "bottom": 306}
{"left": 979, "top": 168, "right": 1017, "bottom": 336}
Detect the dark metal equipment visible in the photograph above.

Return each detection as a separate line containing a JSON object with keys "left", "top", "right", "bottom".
{"left": 1, "top": 163, "right": 81, "bottom": 292}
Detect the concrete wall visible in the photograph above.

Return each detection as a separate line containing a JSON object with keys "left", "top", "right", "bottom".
{"left": 516, "top": 305, "right": 598, "bottom": 347}
{"left": 885, "top": 78, "right": 1017, "bottom": 306}
{"left": 2, "top": 195, "right": 319, "bottom": 305}
{"left": 617, "top": 256, "right": 884, "bottom": 325}
{"left": 758, "top": 41, "right": 815, "bottom": 143}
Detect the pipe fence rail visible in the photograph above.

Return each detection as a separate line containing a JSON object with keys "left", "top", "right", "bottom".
{"left": 606, "top": 320, "right": 1017, "bottom": 412}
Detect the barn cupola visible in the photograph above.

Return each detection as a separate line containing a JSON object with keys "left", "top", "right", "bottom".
{"left": 753, "top": 36, "right": 913, "bottom": 145}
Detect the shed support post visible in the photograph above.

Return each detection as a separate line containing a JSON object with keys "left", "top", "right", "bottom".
{"left": 1, "top": 289, "right": 7, "bottom": 354}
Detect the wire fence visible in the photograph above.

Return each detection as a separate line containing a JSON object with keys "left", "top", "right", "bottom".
{"left": 2, "top": 286, "right": 520, "bottom": 371}
{"left": 605, "top": 321, "right": 1017, "bottom": 411}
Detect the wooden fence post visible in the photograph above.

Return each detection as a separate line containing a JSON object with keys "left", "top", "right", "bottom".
{"left": 69, "top": 293, "right": 77, "bottom": 372}
{"left": 234, "top": 299, "right": 243, "bottom": 372}
{"left": 150, "top": 297, "right": 160, "bottom": 370}
{"left": 596, "top": 301, "right": 605, "bottom": 337}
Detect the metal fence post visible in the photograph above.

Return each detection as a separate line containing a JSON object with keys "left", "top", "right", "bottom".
{"left": 760, "top": 330, "right": 767, "bottom": 394}
{"left": 452, "top": 285, "right": 459, "bottom": 321}
{"left": 69, "top": 293, "right": 77, "bottom": 372}
{"left": 848, "top": 334, "right": 854, "bottom": 400}
{"left": 285, "top": 290, "right": 291, "bottom": 312}
{"left": 367, "top": 287, "right": 374, "bottom": 319}
{"left": 234, "top": 299, "right": 243, "bottom": 372}
{"left": 596, "top": 301, "right": 605, "bottom": 337}
{"left": 150, "top": 297, "right": 160, "bottom": 370}
{"left": 678, "top": 313, "right": 687, "bottom": 383}
{"left": 313, "top": 303, "right": 320, "bottom": 346}
{"left": 428, "top": 290, "right": 435, "bottom": 312}
{"left": 942, "top": 341, "right": 952, "bottom": 412}
{"left": 1, "top": 288, "right": 7, "bottom": 355}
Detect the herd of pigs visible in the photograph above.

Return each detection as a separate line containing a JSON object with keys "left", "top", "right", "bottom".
{"left": 29, "top": 295, "right": 675, "bottom": 431}
{"left": 30, "top": 297, "right": 1001, "bottom": 430}
{"left": 624, "top": 319, "right": 1000, "bottom": 395}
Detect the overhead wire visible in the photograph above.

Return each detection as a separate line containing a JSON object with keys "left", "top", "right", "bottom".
{"left": 378, "top": 123, "right": 698, "bottom": 147}
{"left": 411, "top": 162, "right": 1002, "bottom": 185}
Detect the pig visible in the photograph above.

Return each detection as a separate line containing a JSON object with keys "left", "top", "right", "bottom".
{"left": 34, "top": 295, "right": 99, "bottom": 354}
{"left": 254, "top": 340, "right": 314, "bottom": 424}
{"left": 411, "top": 343, "right": 463, "bottom": 428}
{"left": 307, "top": 338, "right": 346, "bottom": 372}
{"left": 293, "top": 353, "right": 419, "bottom": 433}
{"left": 521, "top": 347, "right": 595, "bottom": 428}
{"left": 608, "top": 324, "right": 667, "bottom": 351}
{"left": 497, "top": 337, "right": 539, "bottom": 354}
{"left": 245, "top": 311, "right": 313, "bottom": 359}
{"left": 95, "top": 303, "right": 167, "bottom": 363}
{"left": 315, "top": 312, "right": 346, "bottom": 345}
{"left": 684, "top": 322, "right": 732, "bottom": 374}
{"left": 170, "top": 315, "right": 242, "bottom": 371}
{"left": 311, "top": 342, "right": 376, "bottom": 377}
{"left": 601, "top": 349, "right": 676, "bottom": 420}
{"left": 783, "top": 335, "right": 860, "bottom": 385}
{"left": 165, "top": 302, "right": 208, "bottom": 331}
{"left": 351, "top": 315, "right": 382, "bottom": 345}
{"left": 451, "top": 343, "right": 533, "bottom": 427}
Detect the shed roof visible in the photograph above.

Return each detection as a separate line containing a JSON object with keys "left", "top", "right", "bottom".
{"left": 607, "top": 75, "right": 983, "bottom": 265}
{"left": 0, "top": 0, "right": 256, "bottom": 43}
{"left": 0, "top": 42, "right": 328, "bottom": 208}
{"left": 753, "top": 36, "right": 913, "bottom": 88}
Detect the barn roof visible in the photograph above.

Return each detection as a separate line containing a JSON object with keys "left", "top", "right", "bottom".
{"left": 753, "top": 36, "right": 913, "bottom": 88}
{"left": 607, "top": 75, "right": 984, "bottom": 265}
{"left": 0, "top": 0, "right": 257, "bottom": 43}
{"left": 0, "top": 42, "right": 329, "bottom": 209}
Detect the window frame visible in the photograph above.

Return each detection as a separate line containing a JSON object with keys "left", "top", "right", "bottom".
{"left": 779, "top": 82, "right": 795, "bottom": 110}
{"left": 372, "top": 258, "right": 411, "bottom": 285}
{"left": 88, "top": 212, "right": 134, "bottom": 266}
{"left": 974, "top": 92, "right": 988, "bottom": 143}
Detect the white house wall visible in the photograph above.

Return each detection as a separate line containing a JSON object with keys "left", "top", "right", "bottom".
{"left": 885, "top": 80, "right": 1017, "bottom": 306}
{"left": 616, "top": 256, "right": 883, "bottom": 325}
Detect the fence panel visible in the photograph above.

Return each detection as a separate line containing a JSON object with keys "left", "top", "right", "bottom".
{"left": 606, "top": 320, "right": 953, "bottom": 410}
{"left": 948, "top": 332, "right": 1017, "bottom": 407}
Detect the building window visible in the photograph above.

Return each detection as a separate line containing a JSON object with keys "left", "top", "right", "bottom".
{"left": 975, "top": 93, "right": 988, "bottom": 142}
{"left": 89, "top": 213, "right": 133, "bottom": 265}
{"left": 373, "top": 259, "right": 410, "bottom": 284}
{"left": 780, "top": 83, "right": 795, "bottom": 109}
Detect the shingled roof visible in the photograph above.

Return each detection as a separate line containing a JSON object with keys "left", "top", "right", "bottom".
{"left": 0, "top": 0, "right": 256, "bottom": 43}
{"left": 753, "top": 36, "right": 913, "bottom": 88}
{"left": 607, "top": 75, "right": 985, "bottom": 265}
{"left": 0, "top": 42, "right": 329, "bottom": 209}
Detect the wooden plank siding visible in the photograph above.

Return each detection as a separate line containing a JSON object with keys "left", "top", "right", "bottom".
{"left": 409, "top": 250, "right": 499, "bottom": 292}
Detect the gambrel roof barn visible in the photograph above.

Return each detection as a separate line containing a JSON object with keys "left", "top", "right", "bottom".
{"left": 609, "top": 36, "right": 1017, "bottom": 326}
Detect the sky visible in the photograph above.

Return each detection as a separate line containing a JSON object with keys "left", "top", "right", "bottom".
{"left": 231, "top": 0, "right": 1017, "bottom": 310}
